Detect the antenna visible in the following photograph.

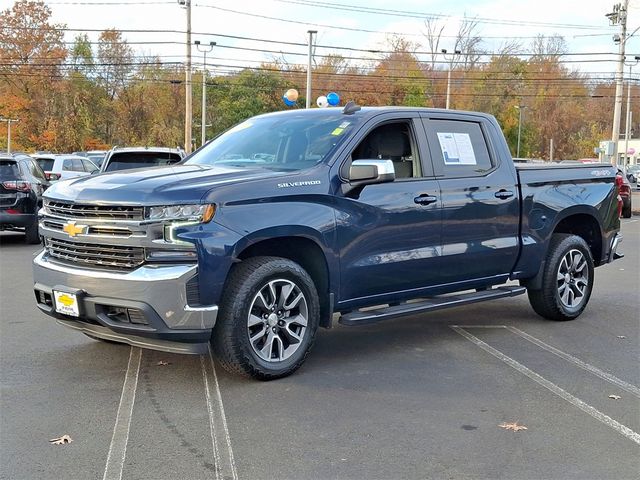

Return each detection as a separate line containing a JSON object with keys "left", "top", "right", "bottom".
{"left": 342, "top": 101, "right": 361, "bottom": 115}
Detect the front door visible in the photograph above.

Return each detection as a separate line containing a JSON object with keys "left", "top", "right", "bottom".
{"left": 335, "top": 115, "right": 443, "bottom": 306}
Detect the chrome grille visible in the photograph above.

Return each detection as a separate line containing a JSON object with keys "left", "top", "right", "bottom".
{"left": 45, "top": 237, "right": 144, "bottom": 270}
{"left": 42, "top": 219, "right": 134, "bottom": 237}
{"left": 46, "top": 200, "right": 143, "bottom": 220}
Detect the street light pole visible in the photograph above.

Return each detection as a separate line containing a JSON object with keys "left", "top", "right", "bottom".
{"left": 623, "top": 56, "right": 640, "bottom": 173}
{"left": 441, "top": 49, "right": 461, "bottom": 110}
{"left": 514, "top": 105, "right": 527, "bottom": 158}
{"left": 195, "top": 40, "right": 215, "bottom": 148}
{"left": 0, "top": 118, "right": 19, "bottom": 153}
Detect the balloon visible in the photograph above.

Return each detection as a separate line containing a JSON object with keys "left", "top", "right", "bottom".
{"left": 282, "top": 95, "right": 296, "bottom": 107}
{"left": 316, "top": 95, "right": 328, "bottom": 108}
{"left": 326, "top": 92, "right": 340, "bottom": 106}
{"left": 285, "top": 88, "right": 299, "bottom": 102}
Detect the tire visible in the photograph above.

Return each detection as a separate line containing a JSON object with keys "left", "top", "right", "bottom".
{"left": 212, "top": 256, "right": 320, "bottom": 380}
{"left": 25, "top": 218, "right": 40, "bottom": 244}
{"left": 527, "top": 234, "right": 594, "bottom": 321}
{"left": 622, "top": 201, "right": 632, "bottom": 219}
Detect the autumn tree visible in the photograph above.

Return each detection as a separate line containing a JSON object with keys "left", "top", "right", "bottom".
{"left": 0, "top": 0, "right": 66, "bottom": 151}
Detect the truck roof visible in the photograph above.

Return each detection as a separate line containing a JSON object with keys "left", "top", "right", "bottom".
{"left": 255, "top": 106, "right": 496, "bottom": 121}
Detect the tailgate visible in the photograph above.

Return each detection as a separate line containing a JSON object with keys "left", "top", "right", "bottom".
{"left": 0, "top": 160, "right": 21, "bottom": 208}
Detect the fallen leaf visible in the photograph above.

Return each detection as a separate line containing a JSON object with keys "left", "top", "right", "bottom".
{"left": 499, "top": 422, "right": 528, "bottom": 432}
{"left": 617, "top": 335, "right": 626, "bottom": 339}
{"left": 156, "top": 360, "right": 170, "bottom": 366}
{"left": 608, "top": 395, "right": 621, "bottom": 400}
{"left": 49, "top": 435, "right": 73, "bottom": 445}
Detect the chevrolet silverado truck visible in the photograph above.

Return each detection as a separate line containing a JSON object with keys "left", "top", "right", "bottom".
{"left": 33, "top": 106, "right": 623, "bottom": 380}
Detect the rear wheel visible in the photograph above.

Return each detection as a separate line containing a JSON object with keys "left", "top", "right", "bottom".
{"left": 527, "top": 234, "right": 594, "bottom": 321}
{"left": 212, "top": 256, "right": 319, "bottom": 380}
{"left": 622, "top": 200, "right": 632, "bottom": 218}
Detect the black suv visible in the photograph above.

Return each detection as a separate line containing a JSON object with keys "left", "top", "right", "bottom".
{"left": 0, "top": 153, "right": 49, "bottom": 243}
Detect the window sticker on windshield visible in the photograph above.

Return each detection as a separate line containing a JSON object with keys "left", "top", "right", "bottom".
{"left": 331, "top": 121, "right": 351, "bottom": 136}
{"left": 437, "top": 132, "right": 477, "bottom": 165}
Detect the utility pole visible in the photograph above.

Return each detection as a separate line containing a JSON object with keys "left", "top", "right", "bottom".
{"left": 306, "top": 30, "right": 316, "bottom": 109}
{"left": 195, "top": 40, "right": 215, "bottom": 148}
{"left": 180, "top": 0, "right": 193, "bottom": 154}
{"left": 441, "top": 49, "right": 461, "bottom": 109}
{"left": 0, "top": 118, "right": 19, "bottom": 153}
{"left": 607, "top": 0, "right": 628, "bottom": 166}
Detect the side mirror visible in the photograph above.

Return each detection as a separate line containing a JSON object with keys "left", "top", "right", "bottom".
{"left": 90, "top": 169, "right": 99, "bottom": 175}
{"left": 348, "top": 159, "right": 395, "bottom": 186}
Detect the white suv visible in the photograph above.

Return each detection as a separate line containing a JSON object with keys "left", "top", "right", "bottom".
{"left": 34, "top": 154, "right": 99, "bottom": 182}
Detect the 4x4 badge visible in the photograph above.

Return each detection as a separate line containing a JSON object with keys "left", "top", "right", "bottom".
{"left": 62, "top": 221, "right": 87, "bottom": 237}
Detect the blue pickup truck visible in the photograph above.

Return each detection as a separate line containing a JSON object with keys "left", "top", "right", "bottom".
{"left": 33, "top": 106, "right": 622, "bottom": 379}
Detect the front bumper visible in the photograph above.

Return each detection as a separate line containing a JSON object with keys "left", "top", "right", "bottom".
{"left": 33, "top": 251, "right": 218, "bottom": 354}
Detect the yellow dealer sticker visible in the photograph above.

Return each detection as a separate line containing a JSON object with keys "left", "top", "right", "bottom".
{"left": 53, "top": 291, "right": 80, "bottom": 317}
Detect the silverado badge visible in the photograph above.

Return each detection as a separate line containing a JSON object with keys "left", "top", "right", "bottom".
{"left": 62, "top": 221, "right": 87, "bottom": 237}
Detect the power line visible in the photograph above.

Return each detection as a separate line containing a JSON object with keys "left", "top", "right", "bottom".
{"left": 271, "top": 0, "right": 610, "bottom": 30}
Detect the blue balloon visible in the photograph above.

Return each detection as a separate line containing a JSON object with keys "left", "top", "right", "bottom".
{"left": 326, "top": 92, "right": 340, "bottom": 106}
{"left": 283, "top": 95, "right": 296, "bottom": 107}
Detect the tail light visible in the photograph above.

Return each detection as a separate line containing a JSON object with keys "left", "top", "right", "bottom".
{"left": 45, "top": 173, "right": 60, "bottom": 181}
{"left": 2, "top": 180, "right": 31, "bottom": 192}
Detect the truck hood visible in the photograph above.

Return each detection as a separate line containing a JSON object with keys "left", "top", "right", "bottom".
{"left": 43, "top": 164, "right": 290, "bottom": 205}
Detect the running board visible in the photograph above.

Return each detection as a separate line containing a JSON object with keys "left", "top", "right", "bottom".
{"left": 338, "top": 286, "right": 526, "bottom": 326}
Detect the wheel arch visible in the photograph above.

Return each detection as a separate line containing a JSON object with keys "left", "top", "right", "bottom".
{"left": 552, "top": 212, "right": 603, "bottom": 266}
{"left": 234, "top": 233, "right": 335, "bottom": 328}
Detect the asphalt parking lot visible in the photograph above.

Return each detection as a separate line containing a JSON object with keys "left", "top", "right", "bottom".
{"left": 1, "top": 219, "right": 639, "bottom": 480}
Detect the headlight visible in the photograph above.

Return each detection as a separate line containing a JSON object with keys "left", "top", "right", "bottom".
{"left": 146, "top": 204, "right": 215, "bottom": 222}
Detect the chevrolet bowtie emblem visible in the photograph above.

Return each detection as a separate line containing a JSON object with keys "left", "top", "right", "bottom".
{"left": 62, "top": 221, "right": 87, "bottom": 237}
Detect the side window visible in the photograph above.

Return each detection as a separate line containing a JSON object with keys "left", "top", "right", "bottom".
{"left": 28, "top": 160, "right": 46, "bottom": 180}
{"left": 425, "top": 119, "right": 494, "bottom": 178}
{"left": 72, "top": 159, "right": 84, "bottom": 171}
{"left": 351, "top": 122, "right": 420, "bottom": 179}
{"left": 62, "top": 159, "right": 74, "bottom": 171}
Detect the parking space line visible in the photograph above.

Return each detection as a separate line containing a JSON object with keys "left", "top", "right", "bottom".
{"left": 103, "top": 347, "right": 142, "bottom": 480}
{"left": 505, "top": 326, "right": 640, "bottom": 398}
{"left": 451, "top": 326, "right": 640, "bottom": 445}
{"left": 453, "top": 325, "right": 640, "bottom": 398}
{"left": 202, "top": 345, "right": 238, "bottom": 480}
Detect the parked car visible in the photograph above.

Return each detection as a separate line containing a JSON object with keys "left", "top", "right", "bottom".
{"left": 34, "top": 154, "right": 99, "bottom": 182}
{"left": 625, "top": 164, "right": 640, "bottom": 183}
{"left": 1, "top": 153, "right": 49, "bottom": 243}
{"left": 33, "top": 106, "right": 622, "bottom": 380}
{"left": 100, "top": 147, "right": 185, "bottom": 173}
{"left": 616, "top": 169, "right": 632, "bottom": 218}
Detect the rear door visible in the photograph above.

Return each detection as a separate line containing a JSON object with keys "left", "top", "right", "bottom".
{"left": 421, "top": 114, "right": 520, "bottom": 285}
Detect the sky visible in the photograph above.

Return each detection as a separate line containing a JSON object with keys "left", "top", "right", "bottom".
{"left": 1, "top": 0, "right": 640, "bottom": 78}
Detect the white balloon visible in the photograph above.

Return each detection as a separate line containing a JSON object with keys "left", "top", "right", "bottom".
{"left": 316, "top": 95, "right": 329, "bottom": 108}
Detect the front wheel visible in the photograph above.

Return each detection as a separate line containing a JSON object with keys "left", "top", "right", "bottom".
{"left": 212, "top": 256, "right": 320, "bottom": 380}
{"left": 527, "top": 234, "right": 594, "bottom": 321}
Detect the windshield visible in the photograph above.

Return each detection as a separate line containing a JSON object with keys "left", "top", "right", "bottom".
{"left": 186, "top": 113, "right": 358, "bottom": 171}
{"left": 104, "top": 152, "right": 182, "bottom": 172}
{"left": 35, "top": 158, "right": 54, "bottom": 171}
